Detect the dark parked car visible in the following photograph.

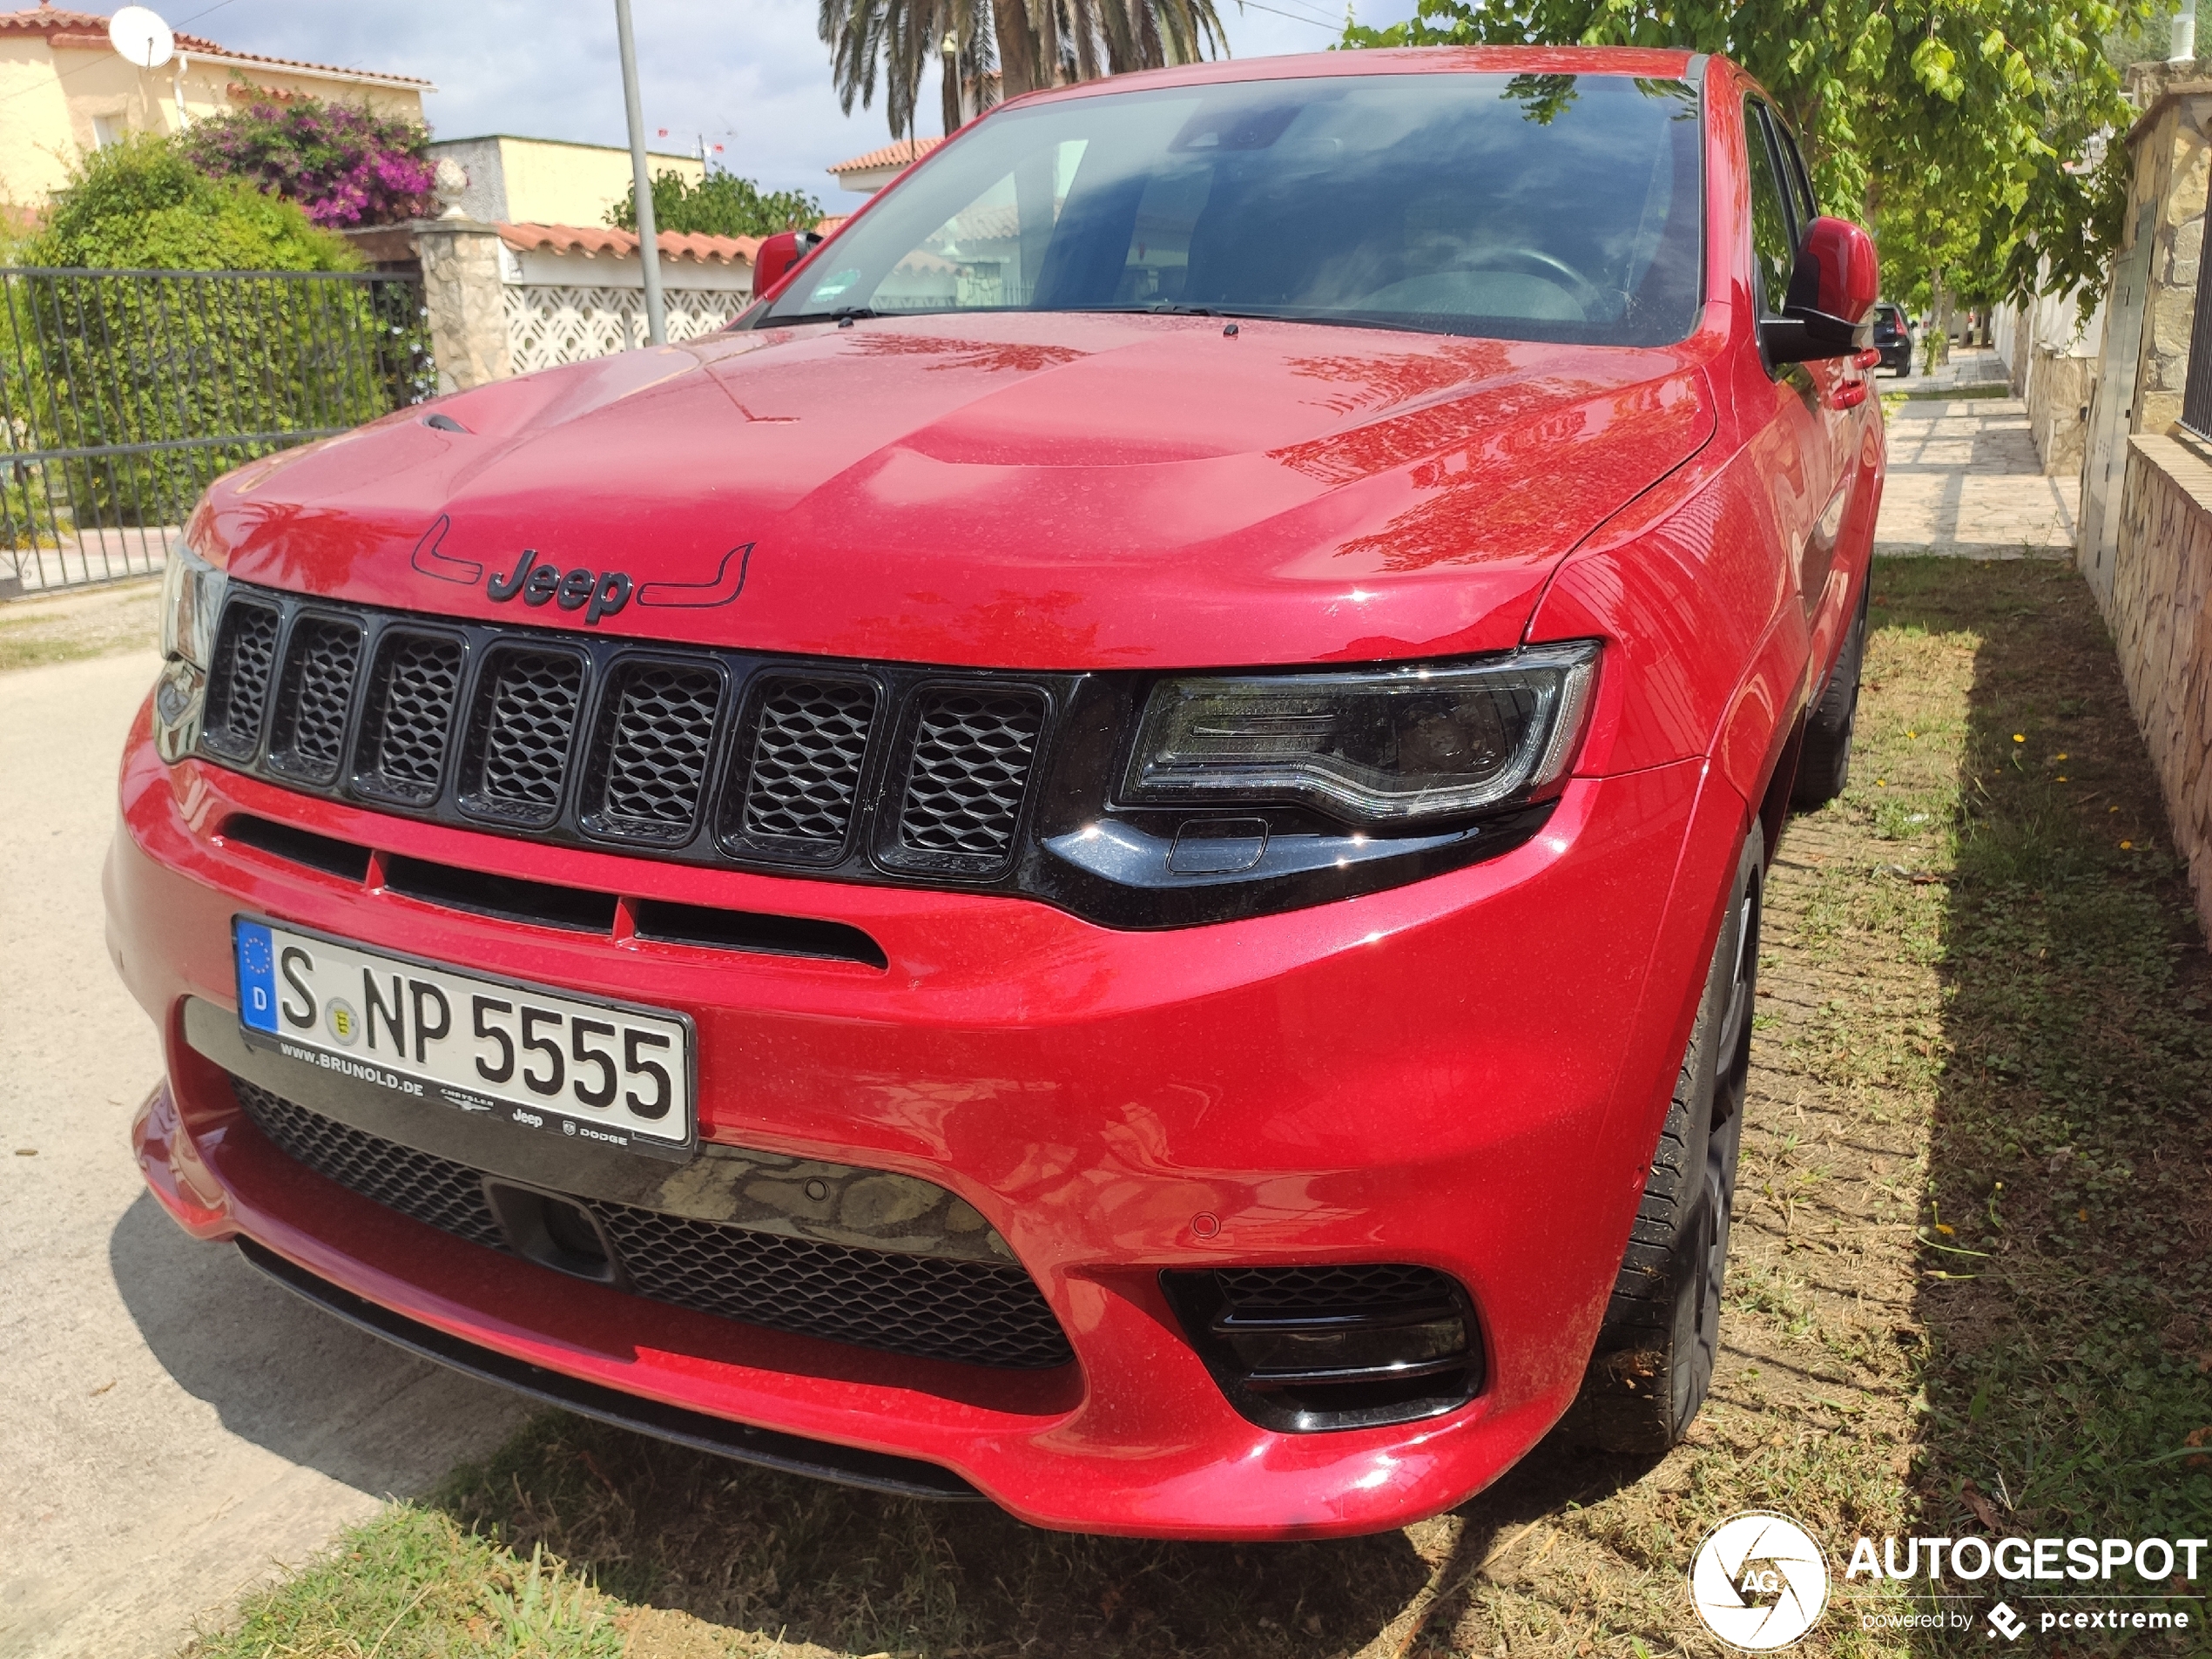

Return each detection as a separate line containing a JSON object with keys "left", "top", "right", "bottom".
{"left": 1872, "top": 301, "right": 1913, "bottom": 374}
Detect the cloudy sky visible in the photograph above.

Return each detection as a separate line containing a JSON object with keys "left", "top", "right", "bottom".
{"left": 167, "top": 0, "right": 1415, "bottom": 211}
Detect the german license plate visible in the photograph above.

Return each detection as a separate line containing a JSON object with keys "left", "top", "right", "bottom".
{"left": 233, "top": 917, "right": 695, "bottom": 1157}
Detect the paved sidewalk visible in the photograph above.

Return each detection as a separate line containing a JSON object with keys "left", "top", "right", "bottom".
{"left": 0, "top": 651, "right": 522, "bottom": 1659}
{"left": 1874, "top": 392, "right": 2079, "bottom": 558}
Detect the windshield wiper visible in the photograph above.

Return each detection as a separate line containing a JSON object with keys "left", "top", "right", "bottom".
{"left": 829, "top": 307, "right": 878, "bottom": 327}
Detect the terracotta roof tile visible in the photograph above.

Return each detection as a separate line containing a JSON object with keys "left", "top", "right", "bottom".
{"left": 496, "top": 222, "right": 763, "bottom": 265}
{"left": 826, "top": 136, "right": 942, "bottom": 177}
{"left": 0, "top": 5, "right": 431, "bottom": 86}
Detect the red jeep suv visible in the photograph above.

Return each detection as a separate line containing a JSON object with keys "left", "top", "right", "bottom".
{"left": 108, "top": 46, "right": 1882, "bottom": 1538}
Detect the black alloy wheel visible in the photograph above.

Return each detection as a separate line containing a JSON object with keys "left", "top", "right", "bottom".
{"left": 1568, "top": 826, "right": 1763, "bottom": 1453}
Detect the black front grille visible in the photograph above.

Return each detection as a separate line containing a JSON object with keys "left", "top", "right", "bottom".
{"left": 195, "top": 583, "right": 1061, "bottom": 897}
{"left": 357, "top": 631, "right": 462, "bottom": 804}
{"left": 230, "top": 1077, "right": 1071, "bottom": 1370}
{"left": 729, "top": 676, "right": 876, "bottom": 857}
{"left": 203, "top": 599, "right": 280, "bottom": 758}
{"left": 267, "top": 616, "right": 362, "bottom": 784}
{"left": 469, "top": 646, "right": 585, "bottom": 823}
{"left": 895, "top": 690, "right": 1045, "bottom": 866}
{"left": 591, "top": 660, "right": 722, "bottom": 839}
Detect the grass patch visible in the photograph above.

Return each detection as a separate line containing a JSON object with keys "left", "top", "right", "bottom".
{"left": 0, "top": 575, "right": 160, "bottom": 671}
{"left": 1892, "top": 382, "right": 2013, "bottom": 401}
{"left": 185, "top": 559, "right": 2211, "bottom": 1658}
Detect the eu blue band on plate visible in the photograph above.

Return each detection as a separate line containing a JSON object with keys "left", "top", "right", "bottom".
{"left": 235, "top": 921, "right": 279, "bottom": 1034}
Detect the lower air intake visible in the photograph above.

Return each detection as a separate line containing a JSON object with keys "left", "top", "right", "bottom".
{"left": 229, "top": 1077, "right": 1072, "bottom": 1370}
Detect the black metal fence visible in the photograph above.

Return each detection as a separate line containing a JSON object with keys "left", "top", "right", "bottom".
{"left": 0, "top": 266, "right": 433, "bottom": 598}
{"left": 2182, "top": 256, "right": 2212, "bottom": 443}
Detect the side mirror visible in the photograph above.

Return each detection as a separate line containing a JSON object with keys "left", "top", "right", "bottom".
{"left": 1761, "top": 216, "right": 1879, "bottom": 365}
{"left": 752, "top": 229, "right": 824, "bottom": 300}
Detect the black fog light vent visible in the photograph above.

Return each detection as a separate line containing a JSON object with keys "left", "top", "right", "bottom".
{"left": 1161, "top": 1264, "right": 1480, "bottom": 1433}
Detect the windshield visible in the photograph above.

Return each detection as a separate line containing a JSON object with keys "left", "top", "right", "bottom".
{"left": 763, "top": 72, "right": 1705, "bottom": 345}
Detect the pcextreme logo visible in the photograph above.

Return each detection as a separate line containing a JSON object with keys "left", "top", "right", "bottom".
{"left": 1689, "top": 1512, "right": 1831, "bottom": 1649}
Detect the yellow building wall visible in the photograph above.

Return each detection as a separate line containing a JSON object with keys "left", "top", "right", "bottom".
{"left": 0, "top": 40, "right": 79, "bottom": 206}
{"left": 2, "top": 37, "right": 426, "bottom": 210}
{"left": 492, "top": 138, "right": 705, "bottom": 228}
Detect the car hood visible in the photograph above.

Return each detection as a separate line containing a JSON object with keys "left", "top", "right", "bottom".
{"left": 199, "top": 312, "right": 1716, "bottom": 670}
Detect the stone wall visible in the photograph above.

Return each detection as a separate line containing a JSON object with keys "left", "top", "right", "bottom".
{"left": 2109, "top": 435, "right": 2212, "bottom": 931}
{"left": 415, "top": 221, "right": 512, "bottom": 393}
{"left": 2027, "top": 349, "right": 2095, "bottom": 478}
{"left": 2121, "top": 65, "right": 2212, "bottom": 433}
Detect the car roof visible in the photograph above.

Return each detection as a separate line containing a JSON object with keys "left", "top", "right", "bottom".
{"left": 993, "top": 45, "right": 1706, "bottom": 110}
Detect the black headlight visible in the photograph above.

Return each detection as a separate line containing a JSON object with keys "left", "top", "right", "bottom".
{"left": 1120, "top": 642, "right": 1598, "bottom": 826}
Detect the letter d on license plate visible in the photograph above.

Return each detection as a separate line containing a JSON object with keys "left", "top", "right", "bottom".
{"left": 233, "top": 917, "right": 695, "bottom": 1158}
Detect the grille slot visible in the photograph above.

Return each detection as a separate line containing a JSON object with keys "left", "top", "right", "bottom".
{"left": 466, "top": 646, "right": 586, "bottom": 825}
{"left": 266, "top": 615, "right": 363, "bottom": 784}
{"left": 893, "top": 689, "right": 1044, "bottom": 867}
{"left": 725, "top": 675, "right": 877, "bottom": 859}
{"left": 202, "top": 599, "right": 280, "bottom": 759}
{"left": 233, "top": 1078, "right": 505, "bottom": 1250}
{"left": 356, "top": 631, "right": 462, "bottom": 804}
{"left": 588, "top": 660, "right": 723, "bottom": 841}
{"left": 229, "top": 1076, "right": 1072, "bottom": 1370}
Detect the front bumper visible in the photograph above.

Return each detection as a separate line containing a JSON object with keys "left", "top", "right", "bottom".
{"left": 108, "top": 689, "right": 1729, "bottom": 1538}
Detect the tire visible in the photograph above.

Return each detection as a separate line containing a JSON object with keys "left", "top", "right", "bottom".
{"left": 1568, "top": 829, "right": 1762, "bottom": 1455}
{"left": 1790, "top": 590, "right": 1867, "bottom": 809}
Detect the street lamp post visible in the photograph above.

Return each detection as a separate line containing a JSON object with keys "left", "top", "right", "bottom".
{"left": 614, "top": 0, "right": 667, "bottom": 347}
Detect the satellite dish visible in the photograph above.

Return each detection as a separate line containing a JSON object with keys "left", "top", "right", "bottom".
{"left": 109, "top": 6, "right": 176, "bottom": 70}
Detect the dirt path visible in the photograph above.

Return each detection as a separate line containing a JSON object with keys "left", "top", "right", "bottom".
{"left": 0, "top": 652, "right": 523, "bottom": 1659}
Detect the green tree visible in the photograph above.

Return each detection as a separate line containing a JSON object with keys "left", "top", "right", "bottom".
{"left": 819, "top": 0, "right": 1229, "bottom": 139}
{"left": 5, "top": 136, "right": 420, "bottom": 535}
{"left": 22, "top": 132, "right": 357, "bottom": 272}
{"left": 1341, "top": 0, "right": 2157, "bottom": 313}
{"left": 607, "top": 171, "right": 825, "bottom": 238}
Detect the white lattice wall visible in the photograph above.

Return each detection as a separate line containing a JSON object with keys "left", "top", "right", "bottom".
{"left": 503, "top": 285, "right": 740, "bottom": 373}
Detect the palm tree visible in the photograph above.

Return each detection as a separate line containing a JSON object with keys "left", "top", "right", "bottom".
{"left": 821, "top": 0, "right": 1229, "bottom": 140}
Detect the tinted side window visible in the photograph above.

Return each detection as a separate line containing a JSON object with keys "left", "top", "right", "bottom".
{"left": 1743, "top": 101, "right": 1796, "bottom": 319}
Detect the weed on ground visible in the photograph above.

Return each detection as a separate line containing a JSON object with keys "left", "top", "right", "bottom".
{"left": 184, "top": 559, "right": 2211, "bottom": 1659}
{"left": 0, "top": 576, "right": 158, "bottom": 671}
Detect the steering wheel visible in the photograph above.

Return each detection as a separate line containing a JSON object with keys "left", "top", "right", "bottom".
{"left": 1454, "top": 246, "right": 1606, "bottom": 317}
